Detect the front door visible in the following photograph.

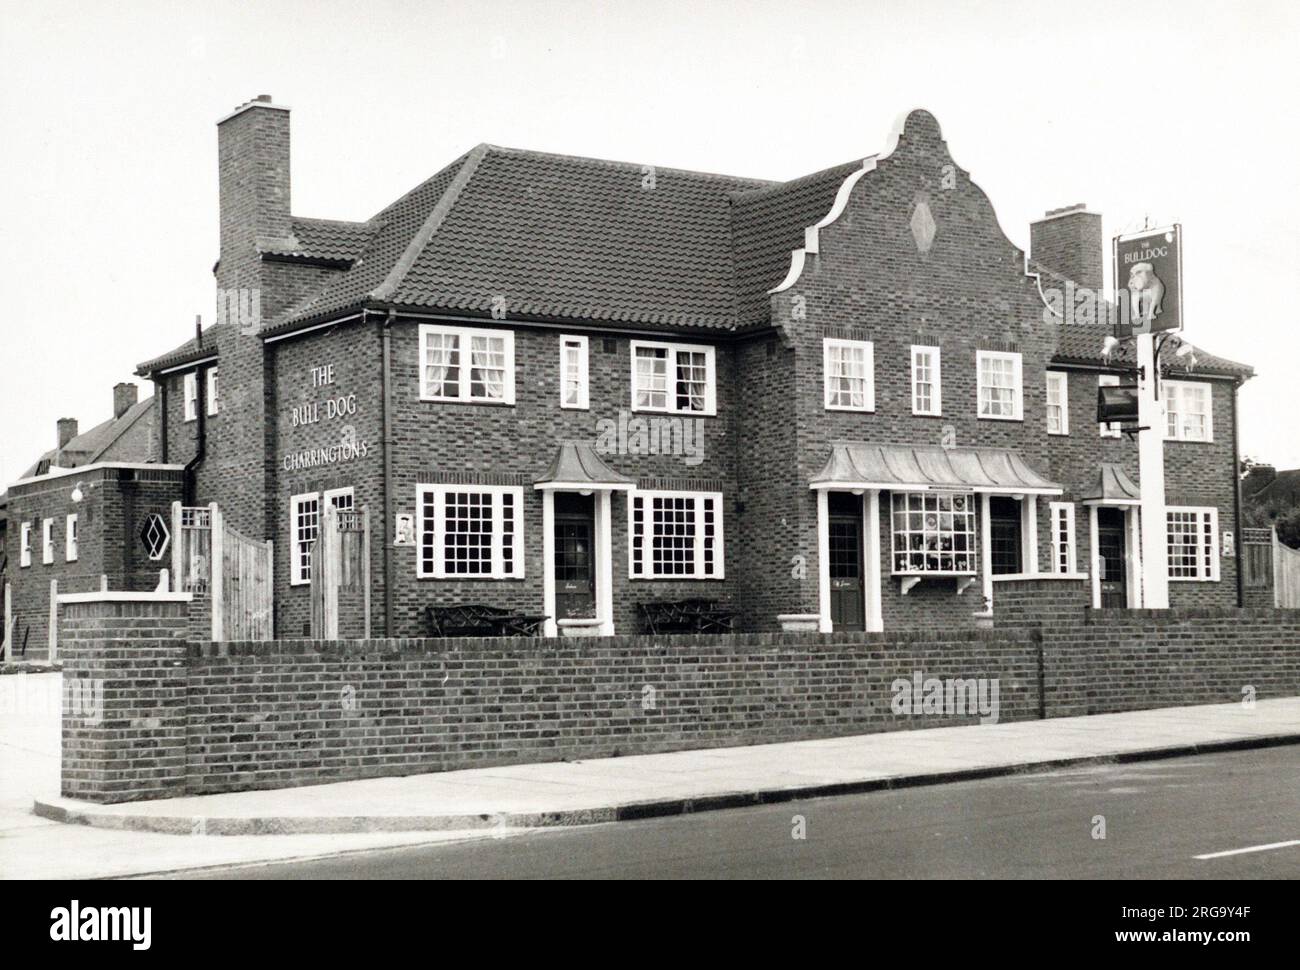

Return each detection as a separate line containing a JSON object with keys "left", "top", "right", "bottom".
{"left": 1097, "top": 507, "right": 1128, "bottom": 608}
{"left": 554, "top": 493, "right": 596, "bottom": 620}
{"left": 989, "top": 497, "right": 1023, "bottom": 575}
{"left": 828, "top": 492, "right": 864, "bottom": 631}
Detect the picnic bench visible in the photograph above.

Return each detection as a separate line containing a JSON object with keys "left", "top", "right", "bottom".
{"left": 425, "top": 604, "right": 548, "bottom": 638}
{"left": 637, "top": 598, "right": 737, "bottom": 635}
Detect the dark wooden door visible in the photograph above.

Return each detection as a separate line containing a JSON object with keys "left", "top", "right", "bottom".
{"left": 554, "top": 493, "right": 596, "bottom": 619}
{"left": 828, "top": 493, "right": 864, "bottom": 631}
{"left": 1097, "top": 507, "right": 1127, "bottom": 608}
{"left": 989, "top": 497, "right": 1023, "bottom": 575}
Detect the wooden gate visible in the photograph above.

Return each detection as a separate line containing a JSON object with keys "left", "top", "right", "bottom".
{"left": 172, "top": 503, "right": 274, "bottom": 640}
{"left": 310, "top": 503, "right": 370, "bottom": 640}
{"left": 1275, "top": 528, "right": 1300, "bottom": 609}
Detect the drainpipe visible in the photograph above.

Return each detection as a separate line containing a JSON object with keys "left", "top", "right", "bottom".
{"left": 381, "top": 310, "right": 396, "bottom": 636}
{"left": 1231, "top": 379, "right": 1245, "bottom": 607}
{"left": 156, "top": 377, "right": 169, "bottom": 464}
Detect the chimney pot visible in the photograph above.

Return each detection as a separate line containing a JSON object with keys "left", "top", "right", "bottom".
{"left": 57, "top": 418, "right": 79, "bottom": 450}
{"left": 113, "top": 382, "right": 139, "bottom": 419}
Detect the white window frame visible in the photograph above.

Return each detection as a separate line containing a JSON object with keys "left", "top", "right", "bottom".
{"left": 1164, "top": 380, "right": 1213, "bottom": 443}
{"left": 976, "top": 350, "right": 1023, "bottom": 421}
{"left": 910, "top": 345, "right": 942, "bottom": 416}
{"left": 183, "top": 371, "right": 198, "bottom": 422}
{"left": 629, "top": 340, "right": 717, "bottom": 416}
{"left": 207, "top": 367, "right": 219, "bottom": 416}
{"left": 1098, "top": 374, "right": 1122, "bottom": 438}
{"left": 416, "top": 484, "right": 525, "bottom": 580}
{"left": 1166, "top": 506, "right": 1220, "bottom": 581}
{"left": 559, "top": 335, "right": 589, "bottom": 410}
{"left": 288, "top": 487, "right": 355, "bottom": 587}
{"left": 1046, "top": 371, "right": 1069, "bottom": 435}
{"left": 65, "top": 513, "right": 78, "bottom": 562}
{"left": 20, "top": 522, "right": 32, "bottom": 568}
{"left": 823, "top": 338, "right": 875, "bottom": 412}
{"left": 418, "top": 324, "right": 516, "bottom": 405}
{"left": 627, "top": 490, "right": 725, "bottom": 580}
{"left": 1048, "top": 502, "right": 1075, "bottom": 574}
{"left": 42, "top": 518, "right": 54, "bottom": 565}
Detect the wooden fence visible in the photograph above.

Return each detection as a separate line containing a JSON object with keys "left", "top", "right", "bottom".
{"left": 172, "top": 502, "right": 274, "bottom": 640}
{"left": 1275, "top": 528, "right": 1300, "bottom": 609}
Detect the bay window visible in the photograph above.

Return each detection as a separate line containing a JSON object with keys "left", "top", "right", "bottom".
{"left": 419, "top": 324, "right": 516, "bottom": 404}
{"left": 890, "top": 491, "right": 976, "bottom": 575}
{"left": 417, "top": 484, "right": 525, "bottom": 579}
{"left": 629, "top": 490, "right": 723, "bottom": 578}
{"left": 630, "top": 340, "right": 715, "bottom": 414}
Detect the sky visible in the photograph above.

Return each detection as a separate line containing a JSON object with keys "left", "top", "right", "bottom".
{"left": 1, "top": 0, "right": 1298, "bottom": 487}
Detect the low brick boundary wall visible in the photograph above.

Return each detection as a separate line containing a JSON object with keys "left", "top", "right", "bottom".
{"left": 57, "top": 587, "right": 1300, "bottom": 803}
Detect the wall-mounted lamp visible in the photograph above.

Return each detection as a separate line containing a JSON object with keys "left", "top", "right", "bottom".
{"left": 1101, "top": 335, "right": 1120, "bottom": 361}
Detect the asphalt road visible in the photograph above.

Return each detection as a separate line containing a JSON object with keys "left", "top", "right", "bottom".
{"left": 184, "top": 746, "right": 1300, "bottom": 879}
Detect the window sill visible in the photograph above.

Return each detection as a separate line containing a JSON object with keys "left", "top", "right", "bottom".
{"left": 977, "top": 414, "right": 1023, "bottom": 422}
{"left": 824, "top": 405, "right": 875, "bottom": 414}
{"left": 629, "top": 406, "right": 718, "bottom": 418}
{"left": 911, "top": 410, "right": 943, "bottom": 418}
{"left": 419, "top": 396, "right": 516, "bottom": 407}
{"left": 417, "top": 574, "right": 527, "bottom": 581}
{"left": 628, "top": 575, "right": 725, "bottom": 581}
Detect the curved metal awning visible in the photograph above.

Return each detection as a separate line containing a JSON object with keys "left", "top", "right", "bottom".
{"left": 1081, "top": 462, "right": 1140, "bottom": 505}
{"left": 809, "top": 441, "right": 1062, "bottom": 495}
{"left": 534, "top": 440, "right": 636, "bottom": 491}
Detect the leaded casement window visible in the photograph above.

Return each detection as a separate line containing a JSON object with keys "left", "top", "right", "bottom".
{"left": 1167, "top": 506, "right": 1219, "bottom": 581}
{"left": 976, "top": 350, "right": 1022, "bottom": 420}
{"left": 890, "top": 491, "right": 976, "bottom": 575}
{"left": 183, "top": 371, "right": 199, "bottom": 422}
{"left": 1164, "top": 380, "right": 1212, "bottom": 442}
{"left": 65, "top": 513, "right": 78, "bottom": 562}
{"left": 20, "top": 522, "right": 32, "bottom": 567}
{"left": 823, "top": 338, "right": 875, "bottom": 412}
{"left": 1098, "top": 374, "right": 1123, "bottom": 438}
{"left": 628, "top": 491, "right": 724, "bottom": 579}
{"left": 416, "top": 484, "right": 525, "bottom": 579}
{"left": 1046, "top": 371, "right": 1069, "bottom": 435}
{"left": 290, "top": 487, "right": 354, "bottom": 586}
{"left": 42, "top": 518, "right": 54, "bottom": 565}
{"left": 419, "top": 324, "right": 516, "bottom": 404}
{"left": 911, "top": 345, "right": 942, "bottom": 416}
{"left": 630, "top": 340, "right": 716, "bottom": 414}
{"left": 560, "top": 335, "right": 589, "bottom": 409}
{"left": 1048, "top": 502, "right": 1076, "bottom": 573}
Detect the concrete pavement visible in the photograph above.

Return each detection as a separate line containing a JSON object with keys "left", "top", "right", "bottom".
{"left": 16, "top": 665, "right": 1300, "bottom": 847}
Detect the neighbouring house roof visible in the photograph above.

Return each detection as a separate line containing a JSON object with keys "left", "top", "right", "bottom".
{"left": 137, "top": 322, "right": 230, "bottom": 376}
{"left": 16, "top": 397, "right": 156, "bottom": 482}
{"left": 1081, "top": 462, "right": 1141, "bottom": 505}
{"left": 534, "top": 441, "right": 636, "bottom": 491}
{"left": 810, "top": 442, "right": 1061, "bottom": 495}
{"left": 1249, "top": 468, "right": 1300, "bottom": 507}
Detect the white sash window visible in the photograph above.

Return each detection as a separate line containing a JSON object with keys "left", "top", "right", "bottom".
{"left": 417, "top": 484, "right": 525, "bottom": 579}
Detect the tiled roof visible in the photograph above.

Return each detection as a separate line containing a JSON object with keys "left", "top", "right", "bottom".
{"left": 268, "top": 145, "right": 776, "bottom": 335}
{"left": 258, "top": 217, "right": 378, "bottom": 263}
{"left": 136, "top": 322, "right": 230, "bottom": 376}
{"left": 1249, "top": 469, "right": 1300, "bottom": 506}
{"left": 730, "top": 160, "right": 864, "bottom": 327}
{"left": 17, "top": 397, "right": 155, "bottom": 481}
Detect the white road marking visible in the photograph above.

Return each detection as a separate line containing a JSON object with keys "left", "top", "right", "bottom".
{"left": 1194, "top": 840, "right": 1300, "bottom": 860}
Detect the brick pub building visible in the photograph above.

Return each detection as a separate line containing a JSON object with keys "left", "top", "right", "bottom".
{"left": 4, "top": 97, "right": 1254, "bottom": 653}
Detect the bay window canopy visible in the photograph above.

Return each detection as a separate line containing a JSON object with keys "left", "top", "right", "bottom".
{"left": 1080, "top": 462, "right": 1141, "bottom": 505}
{"left": 809, "top": 441, "right": 1061, "bottom": 495}
{"left": 534, "top": 440, "right": 636, "bottom": 491}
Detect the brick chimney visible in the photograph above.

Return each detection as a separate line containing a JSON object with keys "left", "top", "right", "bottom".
{"left": 113, "top": 382, "right": 138, "bottom": 419}
{"left": 1243, "top": 463, "right": 1277, "bottom": 497}
{"left": 216, "top": 94, "right": 291, "bottom": 297}
{"left": 57, "top": 418, "right": 79, "bottom": 449}
{"left": 1030, "top": 204, "right": 1103, "bottom": 293}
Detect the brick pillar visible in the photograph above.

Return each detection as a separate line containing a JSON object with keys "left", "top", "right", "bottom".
{"left": 59, "top": 593, "right": 191, "bottom": 803}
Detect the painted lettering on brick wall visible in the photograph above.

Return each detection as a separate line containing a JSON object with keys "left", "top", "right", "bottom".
{"left": 282, "top": 362, "right": 371, "bottom": 471}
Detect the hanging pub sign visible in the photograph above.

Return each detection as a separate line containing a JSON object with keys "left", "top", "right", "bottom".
{"left": 1113, "top": 225, "right": 1183, "bottom": 336}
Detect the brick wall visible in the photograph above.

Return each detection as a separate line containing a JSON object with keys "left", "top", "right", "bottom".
{"left": 59, "top": 596, "right": 191, "bottom": 802}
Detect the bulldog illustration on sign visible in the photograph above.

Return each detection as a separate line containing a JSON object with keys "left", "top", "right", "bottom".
{"left": 1126, "top": 261, "right": 1166, "bottom": 331}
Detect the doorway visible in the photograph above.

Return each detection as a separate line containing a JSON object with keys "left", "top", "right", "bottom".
{"left": 988, "top": 497, "right": 1023, "bottom": 575}
{"left": 1096, "top": 507, "right": 1127, "bottom": 608}
{"left": 554, "top": 493, "right": 596, "bottom": 620}
{"left": 828, "top": 492, "right": 864, "bottom": 631}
